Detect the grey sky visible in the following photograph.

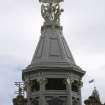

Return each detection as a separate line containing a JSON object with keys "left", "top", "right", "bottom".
{"left": 0, "top": 0, "right": 105, "bottom": 105}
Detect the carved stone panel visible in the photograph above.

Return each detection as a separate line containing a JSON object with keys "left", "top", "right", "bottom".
{"left": 47, "top": 97, "right": 64, "bottom": 105}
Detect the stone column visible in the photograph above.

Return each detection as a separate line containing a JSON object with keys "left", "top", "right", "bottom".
{"left": 37, "top": 77, "right": 47, "bottom": 105}
{"left": 66, "top": 77, "right": 72, "bottom": 105}
{"left": 25, "top": 80, "right": 31, "bottom": 105}
{"left": 78, "top": 81, "right": 83, "bottom": 105}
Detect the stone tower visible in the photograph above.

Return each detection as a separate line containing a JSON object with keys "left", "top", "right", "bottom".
{"left": 22, "top": 0, "right": 85, "bottom": 105}
{"left": 84, "top": 87, "right": 104, "bottom": 105}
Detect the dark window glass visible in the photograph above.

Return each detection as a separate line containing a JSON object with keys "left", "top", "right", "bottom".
{"left": 46, "top": 78, "right": 66, "bottom": 90}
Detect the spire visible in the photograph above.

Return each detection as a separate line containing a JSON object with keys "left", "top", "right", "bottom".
{"left": 84, "top": 87, "right": 102, "bottom": 105}
{"left": 23, "top": 0, "right": 85, "bottom": 76}
{"left": 31, "top": 0, "right": 75, "bottom": 68}
{"left": 92, "top": 87, "right": 101, "bottom": 103}
{"left": 30, "top": 25, "right": 76, "bottom": 68}
{"left": 29, "top": 0, "right": 76, "bottom": 68}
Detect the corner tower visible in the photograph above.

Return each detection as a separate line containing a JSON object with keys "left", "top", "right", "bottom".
{"left": 22, "top": 0, "right": 85, "bottom": 105}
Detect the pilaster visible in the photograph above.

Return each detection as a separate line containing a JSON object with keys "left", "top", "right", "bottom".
{"left": 37, "top": 74, "right": 47, "bottom": 105}
{"left": 66, "top": 77, "right": 72, "bottom": 105}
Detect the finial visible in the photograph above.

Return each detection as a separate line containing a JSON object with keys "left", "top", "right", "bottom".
{"left": 40, "top": 0, "right": 64, "bottom": 26}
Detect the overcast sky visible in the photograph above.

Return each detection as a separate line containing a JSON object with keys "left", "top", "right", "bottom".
{"left": 0, "top": 0, "right": 105, "bottom": 105}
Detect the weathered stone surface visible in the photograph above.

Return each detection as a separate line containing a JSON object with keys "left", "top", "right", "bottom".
{"left": 21, "top": 0, "right": 85, "bottom": 105}
{"left": 31, "top": 25, "right": 75, "bottom": 67}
